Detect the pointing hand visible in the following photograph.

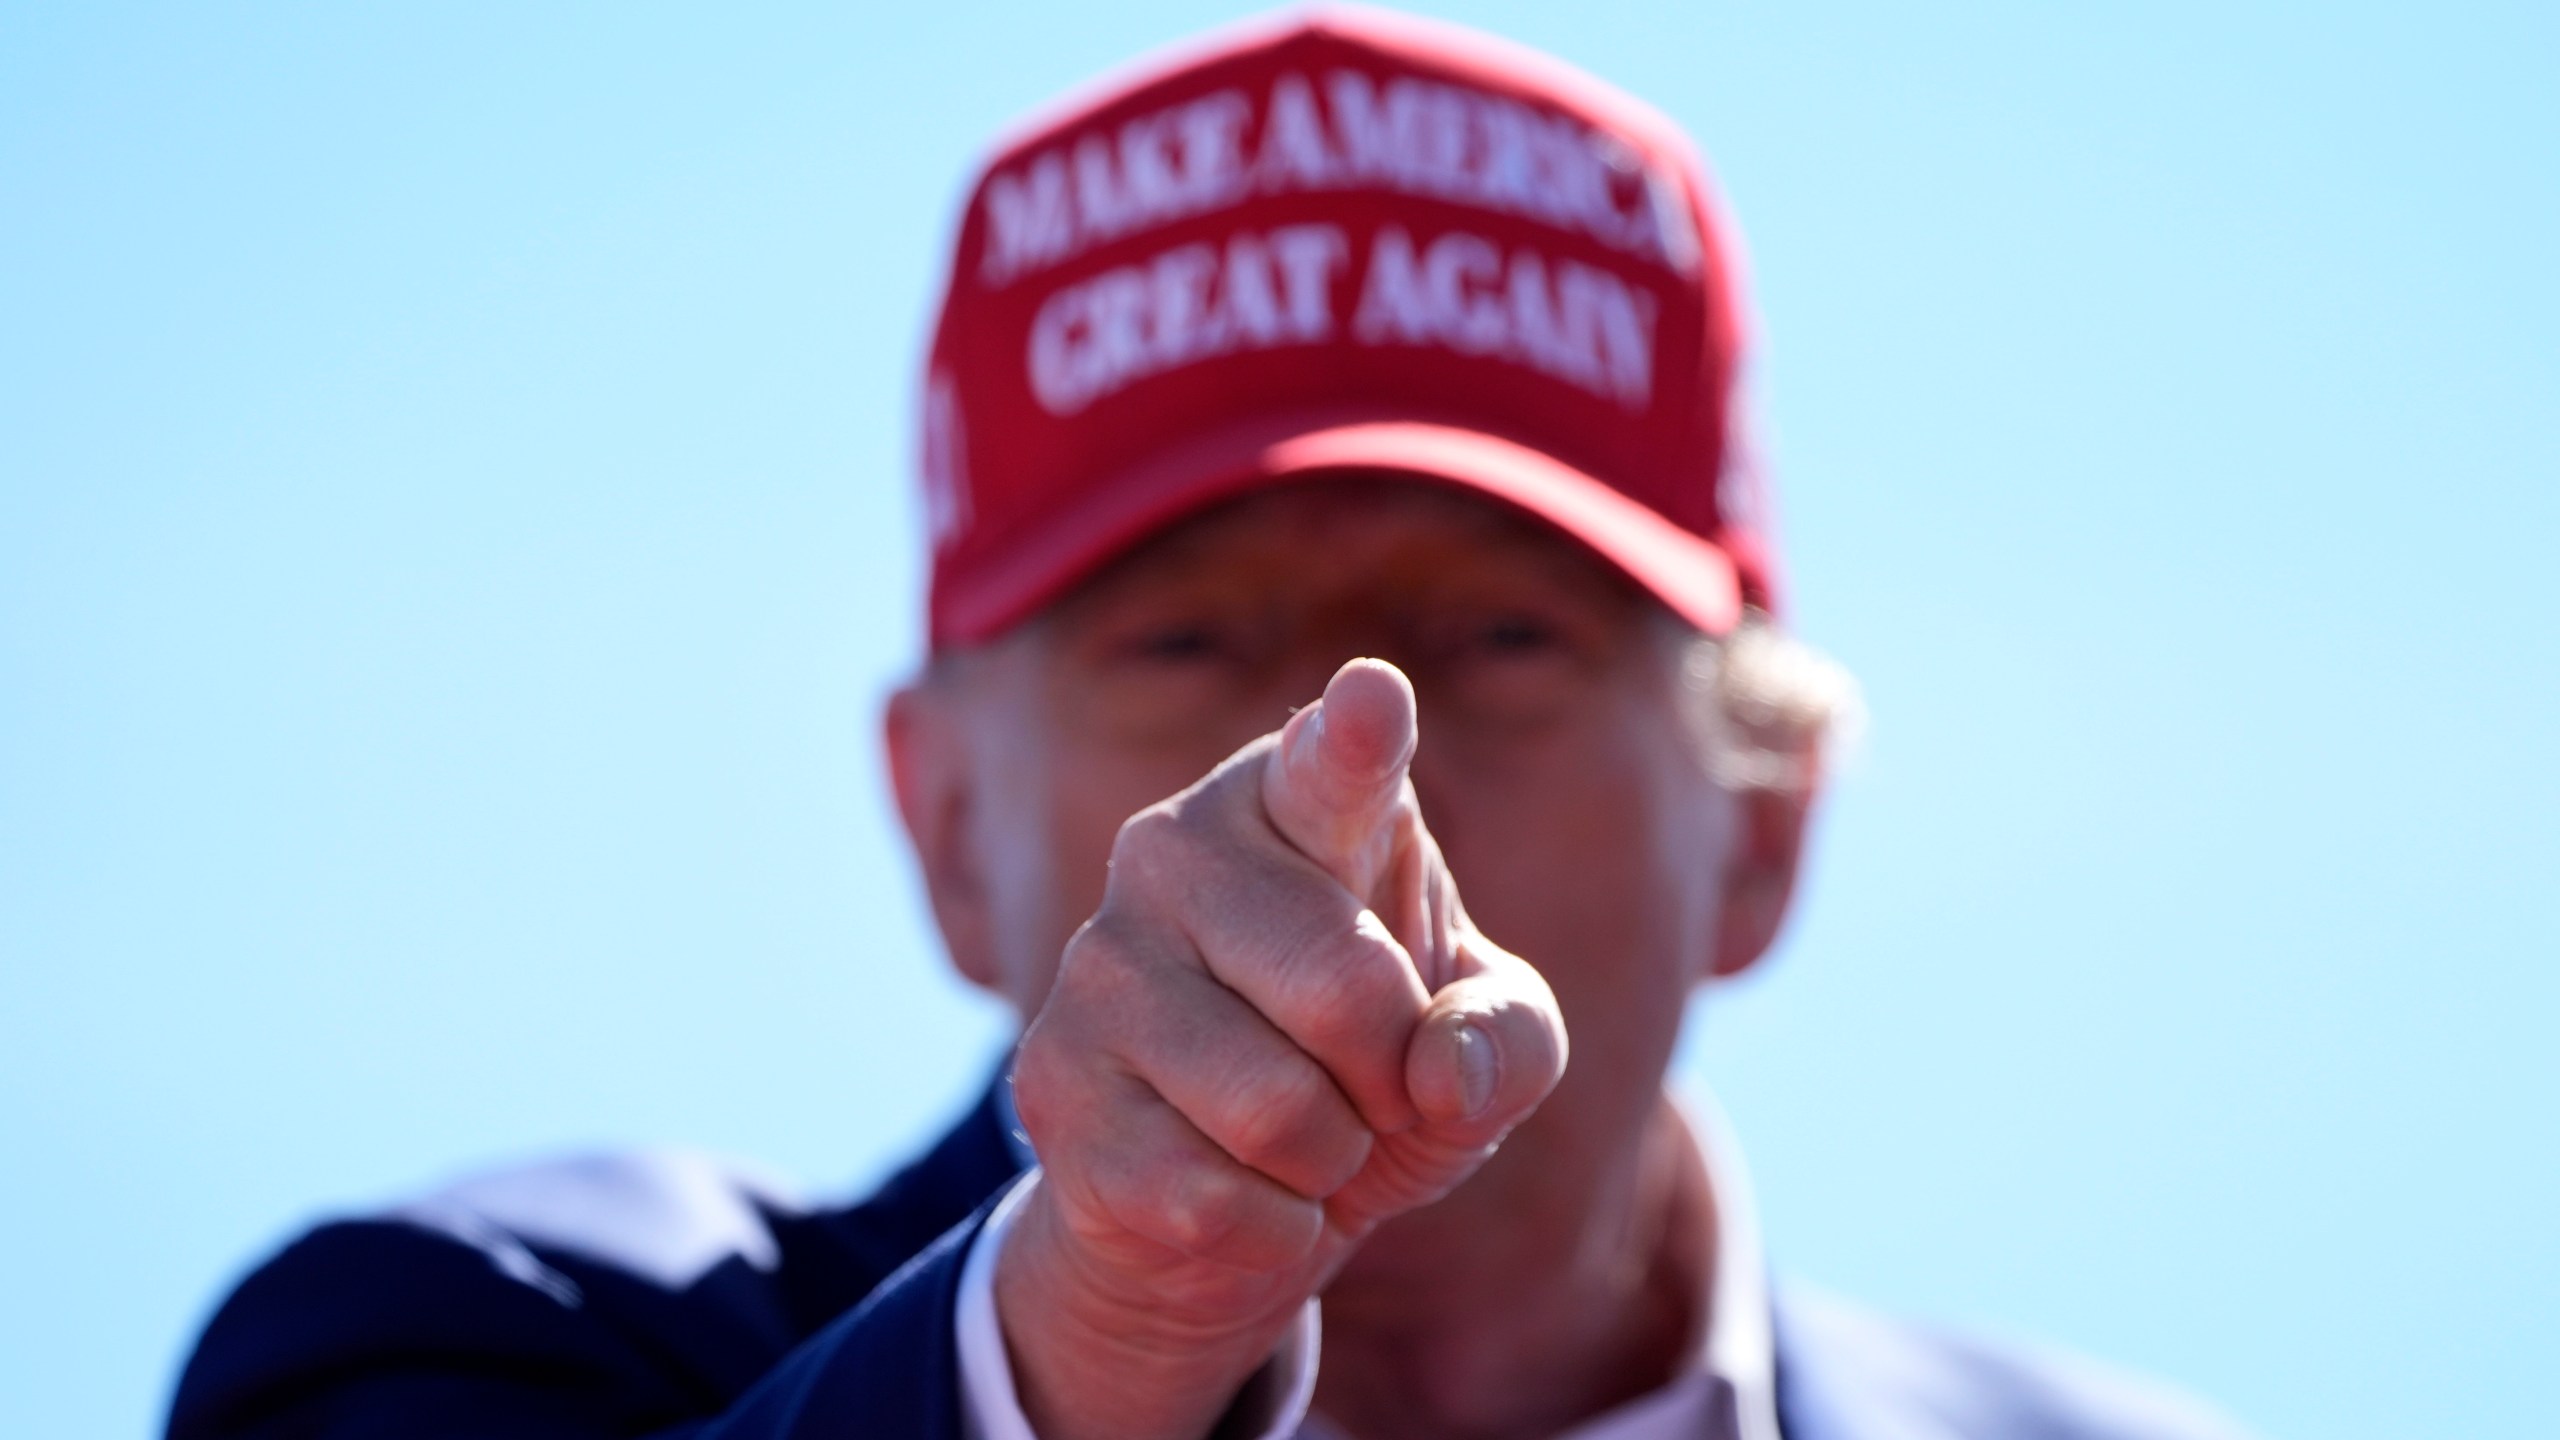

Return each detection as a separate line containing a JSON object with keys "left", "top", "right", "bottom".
{"left": 999, "top": 658, "right": 1569, "bottom": 1440}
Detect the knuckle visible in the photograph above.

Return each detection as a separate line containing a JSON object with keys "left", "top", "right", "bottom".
{"left": 1224, "top": 1063, "right": 1368, "bottom": 1195}
{"left": 1221, "top": 1062, "right": 1326, "bottom": 1163}
{"left": 1153, "top": 1165, "right": 1247, "bottom": 1259}
{"left": 1006, "top": 1037, "right": 1065, "bottom": 1150}
{"left": 1058, "top": 916, "right": 1142, "bottom": 999}
{"left": 1112, "top": 798, "right": 1242, "bottom": 903}
{"left": 1013, "top": 1005, "right": 1066, "bottom": 1080}
{"left": 1064, "top": 916, "right": 1199, "bottom": 1030}
{"left": 1106, "top": 807, "right": 1180, "bottom": 889}
{"left": 1113, "top": 801, "right": 1180, "bottom": 852}
{"left": 1145, "top": 1162, "right": 1319, "bottom": 1272}
{"left": 1278, "top": 924, "right": 1413, "bottom": 1043}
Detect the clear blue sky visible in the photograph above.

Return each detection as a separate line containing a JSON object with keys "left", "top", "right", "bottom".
{"left": 2, "top": 3, "right": 2551, "bottom": 1436}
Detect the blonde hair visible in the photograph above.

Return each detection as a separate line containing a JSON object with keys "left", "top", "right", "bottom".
{"left": 1675, "top": 613, "right": 1865, "bottom": 794}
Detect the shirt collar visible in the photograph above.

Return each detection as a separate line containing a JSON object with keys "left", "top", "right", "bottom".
{"left": 1525, "top": 1088, "right": 1779, "bottom": 1440}
{"left": 1676, "top": 1087, "right": 1782, "bottom": 1440}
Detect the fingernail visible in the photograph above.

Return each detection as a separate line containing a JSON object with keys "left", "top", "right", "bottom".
{"left": 1454, "top": 1022, "right": 1498, "bottom": 1119}
{"left": 1288, "top": 704, "right": 1329, "bottom": 775}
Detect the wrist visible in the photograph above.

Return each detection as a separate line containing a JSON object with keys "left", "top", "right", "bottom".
{"left": 996, "top": 1179, "right": 1308, "bottom": 1440}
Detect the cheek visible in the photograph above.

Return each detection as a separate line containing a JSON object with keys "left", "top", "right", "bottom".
{"left": 1000, "top": 745, "right": 1234, "bottom": 1012}
{"left": 975, "top": 659, "right": 1281, "bottom": 1017}
{"left": 1424, "top": 724, "right": 1727, "bottom": 1021}
{"left": 968, "top": 736, "right": 1068, "bottom": 1017}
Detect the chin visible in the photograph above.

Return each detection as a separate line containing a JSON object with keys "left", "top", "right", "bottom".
{"left": 1337, "top": 1079, "right": 1667, "bottom": 1275}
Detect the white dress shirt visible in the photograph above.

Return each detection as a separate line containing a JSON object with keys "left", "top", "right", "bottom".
{"left": 956, "top": 1091, "right": 1780, "bottom": 1440}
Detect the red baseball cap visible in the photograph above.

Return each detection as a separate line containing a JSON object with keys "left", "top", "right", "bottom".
{"left": 918, "top": 4, "right": 1780, "bottom": 648}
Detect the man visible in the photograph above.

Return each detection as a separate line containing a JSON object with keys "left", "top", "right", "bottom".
{"left": 170, "top": 10, "right": 2247, "bottom": 1439}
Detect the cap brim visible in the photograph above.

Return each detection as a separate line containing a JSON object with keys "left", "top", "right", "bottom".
{"left": 935, "top": 413, "right": 1743, "bottom": 647}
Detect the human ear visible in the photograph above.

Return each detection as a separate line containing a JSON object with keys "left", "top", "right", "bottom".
{"left": 1709, "top": 776, "right": 1813, "bottom": 980}
{"left": 884, "top": 679, "right": 1002, "bottom": 994}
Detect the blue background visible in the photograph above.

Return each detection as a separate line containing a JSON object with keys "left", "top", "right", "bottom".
{"left": 3, "top": 3, "right": 2552, "bottom": 1435}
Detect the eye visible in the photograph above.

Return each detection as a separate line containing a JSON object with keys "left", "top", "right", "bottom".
{"left": 1407, "top": 601, "right": 1603, "bottom": 731}
{"left": 1125, "top": 621, "right": 1234, "bottom": 663}
{"left": 1477, "top": 615, "right": 1561, "bottom": 654}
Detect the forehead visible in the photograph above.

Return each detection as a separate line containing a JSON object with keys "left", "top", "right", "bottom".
{"left": 1041, "top": 477, "right": 1653, "bottom": 621}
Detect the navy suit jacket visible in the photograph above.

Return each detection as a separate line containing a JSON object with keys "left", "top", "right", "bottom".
{"left": 170, "top": 1080, "right": 2244, "bottom": 1439}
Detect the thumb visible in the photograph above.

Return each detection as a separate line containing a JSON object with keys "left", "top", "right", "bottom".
{"left": 1261, "top": 658, "right": 1419, "bottom": 894}
{"left": 1323, "top": 937, "right": 1569, "bottom": 1234}
{"left": 1404, "top": 942, "right": 1569, "bottom": 1143}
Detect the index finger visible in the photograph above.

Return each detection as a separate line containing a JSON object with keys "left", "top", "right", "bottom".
{"left": 1260, "top": 658, "right": 1418, "bottom": 898}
